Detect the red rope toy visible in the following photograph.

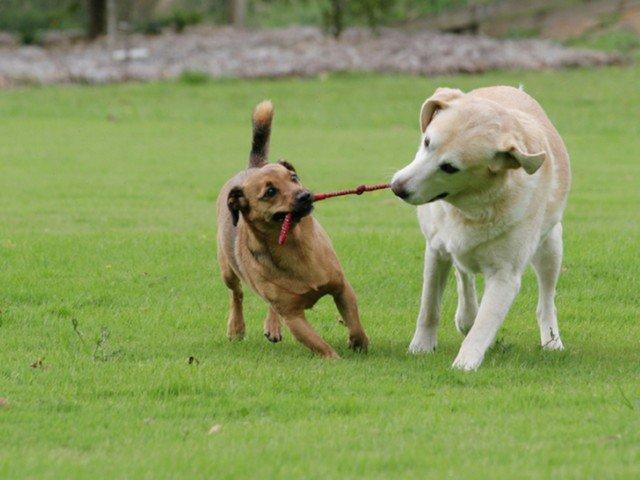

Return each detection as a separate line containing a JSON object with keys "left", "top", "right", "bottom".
{"left": 278, "top": 183, "right": 390, "bottom": 245}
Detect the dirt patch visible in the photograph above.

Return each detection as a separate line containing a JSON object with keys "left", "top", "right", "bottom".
{"left": 418, "top": 0, "right": 640, "bottom": 42}
{"left": 620, "top": 5, "right": 640, "bottom": 35}
{"left": 0, "top": 25, "right": 622, "bottom": 86}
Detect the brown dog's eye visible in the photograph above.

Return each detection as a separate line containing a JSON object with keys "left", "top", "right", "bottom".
{"left": 439, "top": 163, "right": 459, "bottom": 174}
{"left": 424, "top": 137, "right": 430, "bottom": 148}
{"left": 263, "top": 186, "right": 278, "bottom": 199}
{"left": 291, "top": 174, "right": 299, "bottom": 183}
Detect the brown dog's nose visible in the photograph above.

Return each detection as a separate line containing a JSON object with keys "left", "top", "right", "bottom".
{"left": 391, "top": 181, "right": 409, "bottom": 199}
{"left": 296, "top": 191, "right": 312, "bottom": 204}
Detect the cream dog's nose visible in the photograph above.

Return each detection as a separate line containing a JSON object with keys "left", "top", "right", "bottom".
{"left": 391, "top": 179, "right": 410, "bottom": 199}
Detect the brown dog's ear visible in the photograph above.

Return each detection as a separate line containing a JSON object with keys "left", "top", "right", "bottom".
{"left": 227, "top": 186, "right": 248, "bottom": 226}
{"left": 420, "top": 87, "right": 464, "bottom": 133}
{"left": 490, "top": 114, "right": 547, "bottom": 175}
{"left": 277, "top": 160, "right": 296, "bottom": 173}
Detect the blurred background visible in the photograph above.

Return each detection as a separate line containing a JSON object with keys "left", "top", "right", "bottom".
{"left": 0, "top": 0, "right": 638, "bottom": 86}
{"left": 2, "top": 2, "right": 640, "bottom": 478}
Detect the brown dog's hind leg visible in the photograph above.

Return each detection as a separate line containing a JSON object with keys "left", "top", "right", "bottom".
{"left": 220, "top": 262, "right": 245, "bottom": 341}
{"left": 333, "top": 282, "right": 369, "bottom": 352}
{"left": 263, "top": 307, "right": 282, "bottom": 343}
{"left": 282, "top": 311, "right": 339, "bottom": 359}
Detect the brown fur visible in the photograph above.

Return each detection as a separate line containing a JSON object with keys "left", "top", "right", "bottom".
{"left": 249, "top": 100, "right": 274, "bottom": 168}
{"left": 216, "top": 103, "right": 368, "bottom": 358}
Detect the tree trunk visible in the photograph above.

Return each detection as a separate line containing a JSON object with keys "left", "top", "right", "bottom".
{"left": 328, "top": 0, "right": 344, "bottom": 39}
{"left": 230, "top": 0, "right": 247, "bottom": 27}
{"left": 88, "top": 0, "right": 107, "bottom": 39}
{"left": 107, "top": 0, "right": 117, "bottom": 47}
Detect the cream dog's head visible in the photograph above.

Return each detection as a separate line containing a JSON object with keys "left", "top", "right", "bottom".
{"left": 391, "top": 87, "right": 547, "bottom": 205}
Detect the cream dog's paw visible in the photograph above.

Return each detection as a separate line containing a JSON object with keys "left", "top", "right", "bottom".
{"left": 454, "top": 312, "right": 475, "bottom": 336}
{"left": 408, "top": 330, "right": 437, "bottom": 354}
{"left": 542, "top": 337, "right": 564, "bottom": 351}
{"left": 452, "top": 348, "right": 484, "bottom": 371}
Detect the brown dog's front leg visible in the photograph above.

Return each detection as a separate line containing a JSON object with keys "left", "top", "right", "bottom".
{"left": 282, "top": 311, "right": 340, "bottom": 359}
{"left": 333, "top": 282, "right": 369, "bottom": 352}
{"left": 263, "top": 306, "right": 282, "bottom": 343}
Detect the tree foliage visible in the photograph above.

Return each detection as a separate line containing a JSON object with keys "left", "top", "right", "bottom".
{"left": 320, "top": 0, "right": 397, "bottom": 38}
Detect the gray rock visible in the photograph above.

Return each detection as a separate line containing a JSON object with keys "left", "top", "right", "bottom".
{"left": 0, "top": 26, "right": 623, "bottom": 86}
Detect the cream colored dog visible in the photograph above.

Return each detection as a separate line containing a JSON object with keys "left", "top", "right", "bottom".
{"left": 391, "top": 86, "right": 570, "bottom": 371}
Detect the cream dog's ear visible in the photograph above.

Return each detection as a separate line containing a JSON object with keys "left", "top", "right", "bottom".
{"left": 490, "top": 112, "right": 547, "bottom": 175}
{"left": 490, "top": 147, "right": 545, "bottom": 175}
{"left": 419, "top": 87, "right": 464, "bottom": 133}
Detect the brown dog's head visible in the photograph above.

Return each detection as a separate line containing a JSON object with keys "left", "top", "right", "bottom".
{"left": 227, "top": 161, "right": 314, "bottom": 231}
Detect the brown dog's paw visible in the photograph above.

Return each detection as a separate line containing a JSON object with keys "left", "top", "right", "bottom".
{"left": 348, "top": 333, "right": 369, "bottom": 353}
{"left": 227, "top": 332, "right": 245, "bottom": 341}
{"left": 264, "top": 331, "right": 282, "bottom": 343}
{"left": 226, "top": 322, "right": 245, "bottom": 341}
{"left": 323, "top": 350, "right": 341, "bottom": 359}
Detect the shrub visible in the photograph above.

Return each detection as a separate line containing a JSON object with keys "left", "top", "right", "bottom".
{"left": 170, "top": 9, "right": 203, "bottom": 33}
{"left": 320, "top": 0, "right": 398, "bottom": 38}
{"left": 178, "top": 70, "right": 211, "bottom": 85}
{"left": 140, "top": 20, "right": 165, "bottom": 36}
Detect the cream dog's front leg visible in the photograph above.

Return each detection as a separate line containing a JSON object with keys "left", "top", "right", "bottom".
{"left": 408, "top": 245, "right": 451, "bottom": 354}
{"left": 452, "top": 271, "right": 522, "bottom": 371}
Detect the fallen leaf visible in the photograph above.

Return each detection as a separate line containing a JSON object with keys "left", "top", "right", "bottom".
{"left": 30, "top": 358, "right": 44, "bottom": 369}
{"left": 207, "top": 424, "right": 222, "bottom": 435}
{"left": 0, "top": 398, "right": 8, "bottom": 408}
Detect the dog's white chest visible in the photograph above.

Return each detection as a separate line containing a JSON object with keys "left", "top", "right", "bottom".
{"left": 417, "top": 204, "right": 494, "bottom": 273}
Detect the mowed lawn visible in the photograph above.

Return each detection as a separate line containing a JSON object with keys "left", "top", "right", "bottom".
{"left": 1, "top": 66, "right": 639, "bottom": 479}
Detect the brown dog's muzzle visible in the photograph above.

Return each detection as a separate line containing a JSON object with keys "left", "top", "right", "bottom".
{"left": 272, "top": 190, "right": 314, "bottom": 223}
{"left": 292, "top": 190, "right": 314, "bottom": 219}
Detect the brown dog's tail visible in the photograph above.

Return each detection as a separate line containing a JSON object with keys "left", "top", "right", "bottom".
{"left": 249, "top": 100, "right": 273, "bottom": 168}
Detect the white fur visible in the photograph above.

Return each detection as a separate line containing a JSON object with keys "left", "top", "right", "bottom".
{"left": 391, "top": 86, "right": 570, "bottom": 371}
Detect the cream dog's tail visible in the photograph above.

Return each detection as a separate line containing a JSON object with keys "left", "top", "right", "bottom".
{"left": 249, "top": 100, "right": 273, "bottom": 168}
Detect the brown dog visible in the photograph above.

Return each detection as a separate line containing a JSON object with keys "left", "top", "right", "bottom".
{"left": 216, "top": 101, "right": 369, "bottom": 358}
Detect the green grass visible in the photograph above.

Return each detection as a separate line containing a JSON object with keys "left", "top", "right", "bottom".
{"left": 1, "top": 66, "right": 639, "bottom": 479}
{"left": 248, "top": 0, "right": 472, "bottom": 28}
{"left": 566, "top": 29, "right": 640, "bottom": 60}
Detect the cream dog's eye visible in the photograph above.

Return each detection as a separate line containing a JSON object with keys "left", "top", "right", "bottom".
{"left": 424, "top": 137, "right": 430, "bottom": 148}
{"left": 263, "top": 186, "right": 278, "bottom": 199}
{"left": 440, "top": 163, "right": 460, "bottom": 174}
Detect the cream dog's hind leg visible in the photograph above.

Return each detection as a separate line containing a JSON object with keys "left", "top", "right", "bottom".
{"left": 454, "top": 268, "right": 478, "bottom": 335}
{"left": 531, "top": 223, "right": 564, "bottom": 350}
{"left": 408, "top": 245, "right": 451, "bottom": 354}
